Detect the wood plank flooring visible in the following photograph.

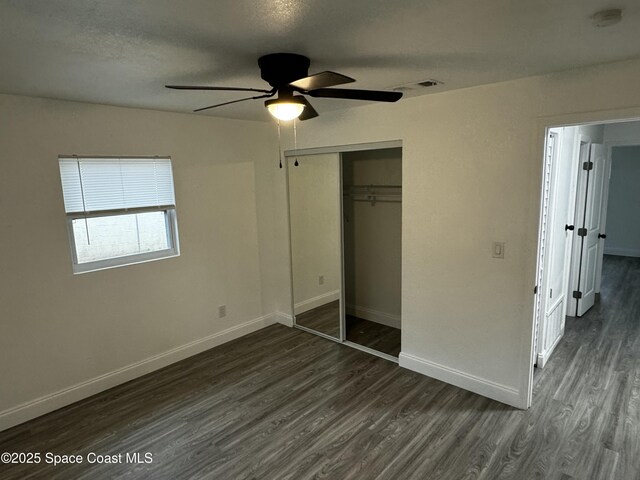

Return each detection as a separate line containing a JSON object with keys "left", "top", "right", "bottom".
{"left": 1, "top": 255, "right": 638, "bottom": 479}
{"left": 346, "top": 315, "right": 401, "bottom": 357}
{"left": 296, "top": 300, "right": 402, "bottom": 357}
{"left": 295, "top": 300, "right": 340, "bottom": 338}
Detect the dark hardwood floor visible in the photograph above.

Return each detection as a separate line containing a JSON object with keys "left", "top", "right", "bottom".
{"left": 346, "top": 315, "right": 401, "bottom": 357}
{"left": 296, "top": 300, "right": 401, "bottom": 357}
{"left": 1, "top": 255, "right": 638, "bottom": 479}
{"left": 295, "top": 300, "right": 340, "bottom": 338}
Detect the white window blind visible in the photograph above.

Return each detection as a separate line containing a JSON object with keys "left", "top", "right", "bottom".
{"left": 59, "top": 157, "right": 175, "bottom": 213}
{"left": 58, "top": 156, "right": 179, "bottom": 273}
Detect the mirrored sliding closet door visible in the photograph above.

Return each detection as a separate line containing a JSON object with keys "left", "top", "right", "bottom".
{"left": 287, "top": 153, "right": 343, "bottom": 340}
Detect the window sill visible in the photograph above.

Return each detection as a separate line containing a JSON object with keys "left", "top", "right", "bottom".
{"left": 72, "top": 249, "right": 180, "bottom": 275}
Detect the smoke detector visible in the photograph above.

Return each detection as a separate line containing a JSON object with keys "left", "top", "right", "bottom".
{"left": 591, "top": 9, "right": 622, "bottom": 27}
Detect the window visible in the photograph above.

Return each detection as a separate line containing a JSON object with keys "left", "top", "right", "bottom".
{"left": 59, "top": 156, "right": 179, "bottom": 273}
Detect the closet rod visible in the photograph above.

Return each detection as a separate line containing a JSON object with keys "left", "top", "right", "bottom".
{"left": 350, "top": 198, "right": 401, "bottom": 203}
{"left": 343, "top": 193, "right": 401, "bottom": 196}
{"left": 345, "top": 184, "right": 402, "bottom": 189}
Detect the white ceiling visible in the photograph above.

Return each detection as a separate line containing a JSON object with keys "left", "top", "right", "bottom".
{"left": 1, "top": 0, "right": 639, "bottom": 122}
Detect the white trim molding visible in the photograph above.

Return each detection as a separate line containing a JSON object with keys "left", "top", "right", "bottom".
{"left": 399, "top": 352, "right": 523, "bottom": 409}
{"left": 0, "top": 314, "right": 279, "bottom": 432}
{"left": 274, "top": 312, "right": 294, "bottom": 327}
{"left": 284, "top": 139, "right": 402, "bottom": 157}
{"left": 536, "top": 329, "right": 564, "bottom": 369}
{"left": 294, "top": 290, "right": 340, "bottom": 315}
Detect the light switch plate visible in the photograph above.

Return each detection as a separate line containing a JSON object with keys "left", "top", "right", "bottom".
{"left": 492, "top": 242, "right": 505, "bottom": 259}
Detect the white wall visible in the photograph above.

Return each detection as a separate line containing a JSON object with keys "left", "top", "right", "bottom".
{"left": 604, "top": 120, "right": 640, "bottom": 144}
{"left": 288, "top": 153, "right": 342, "bottom": 313}
{"left": 605, "top": 146, "right": 640, "bottom": 257}
{"left": 265, "top": 57, "right": 640, "bottom": 408}
{"left": 343, "top": 148, "right": 402, "bottom": 328}
{"left": 0, "top": 93, "right": 277, "bottom": 430}
{"left": 577, "top": 124, "right": 604, "bottom": 144}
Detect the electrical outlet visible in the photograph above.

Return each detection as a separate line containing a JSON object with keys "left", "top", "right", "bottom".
{"left": 318, "top": 275, "right": 325, "bottom": 285}
{"left": 218, "top": 305, "right": 226, "bottom": 318}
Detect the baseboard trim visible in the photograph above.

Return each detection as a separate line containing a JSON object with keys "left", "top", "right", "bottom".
{"left": 398, "top": 352, "right": 523, "bottom": 409}
{"left": 294, "top": 290, "right": 340, "bottom": 315}
{"left": 604, "top": 247, "right": 640, "bottom": 257}
{"left": 0, "top": 314, "right": 277, "bottom": 432}
{"left": 536, "top": 328, "right": 564, "bottom": 369}
{"left": 274, "top": 312, "right": 294, "bottom": 327}
{"left": 346, "top": 304, "right": 401, "bottom": 329}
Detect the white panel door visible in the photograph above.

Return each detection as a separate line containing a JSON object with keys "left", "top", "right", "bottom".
{"left": 533, "top": 131, "right": 556, "bottom": 360}
{"left": 574, "top": 144, "right": 607, "bottom": 317}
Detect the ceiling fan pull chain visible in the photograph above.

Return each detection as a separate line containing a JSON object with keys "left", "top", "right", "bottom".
{"left": 277, "top": 119, "right": 282, "bottom": 168}
{"left": 75, "top": 156, "right": 92, "bottom": 245}
{"left": 294, "top": 118, "right": 299, "bottom": 167}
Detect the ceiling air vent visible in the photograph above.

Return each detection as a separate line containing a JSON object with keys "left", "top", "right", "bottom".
{"left": 417, "top": 79, "right": 441, "bottom": 87}
{"left": 591, "top": 9, "right": 622, "bottom": 27}
{"left": 392, "top": 79, "right": 443, "bottom": 93}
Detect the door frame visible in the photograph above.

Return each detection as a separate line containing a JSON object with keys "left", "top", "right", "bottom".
{"left": 283, "top": 139, "right": 403, "bottom": 364}
{"left": 526, "top": 107, "right": 640, "bottom": 408}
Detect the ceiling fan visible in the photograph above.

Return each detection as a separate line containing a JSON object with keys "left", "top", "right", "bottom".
{"left": 166, "top": 53, "right": 403, "bottom": 121}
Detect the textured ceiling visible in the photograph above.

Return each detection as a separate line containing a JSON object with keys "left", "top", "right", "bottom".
{"left": 1, "top": 0, "right": 639, "bottom": 121}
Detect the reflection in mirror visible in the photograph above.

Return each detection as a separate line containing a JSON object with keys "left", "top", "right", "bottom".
{"left": 288, "top": 153, "right": 342, "bottom": 339}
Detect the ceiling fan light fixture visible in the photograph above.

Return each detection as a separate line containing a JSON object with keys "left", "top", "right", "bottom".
{"left": 265, "top": 97, "right": 306, "bottom": 121}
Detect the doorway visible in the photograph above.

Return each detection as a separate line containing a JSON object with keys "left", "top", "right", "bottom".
{"left": 342, "top": 148, "right": 402, "bottom": 358}
{"left": 533, "top": 119, "right": 640, "bottom": 370}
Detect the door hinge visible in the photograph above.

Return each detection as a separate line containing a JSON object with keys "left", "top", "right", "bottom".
{"left": 598, "top": 233, "right": 607, "bottom": 239}
{"left": 583, "top": 161, "right": 594, "bottom": 171}
{"left": 572, "top": 290, "right": 583, "bottom": 299}
{"left": 534, "top": 285, "right": 538, "bottom": 294}
{"left": 577, "top": 227, "right": 587, "bottom": 237}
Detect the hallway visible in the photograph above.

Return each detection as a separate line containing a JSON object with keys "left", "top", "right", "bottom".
{"left": 531, "top": 254, "right": 640, "bottom": 478}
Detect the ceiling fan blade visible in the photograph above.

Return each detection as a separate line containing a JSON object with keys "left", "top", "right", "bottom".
{"left": 194, "top": 92, "right": 274, "bottom": 113}
{"left": 297, "top": 97, "right": 319, "bottom": 121}
{"left": 289, "top": 71, "right": 355, "bottom": 91}
{"left": 166, "top": 85, "right": 273, "bottom": 94}
{"left": 307, "top": 88, "right": 402, "bottom": 102}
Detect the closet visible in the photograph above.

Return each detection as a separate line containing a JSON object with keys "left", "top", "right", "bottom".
{"left": 342, "top": 148, "right": 402, "bottom": 357}
{"left": 287, "top": 144, "right": 402, "bottom": 360}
